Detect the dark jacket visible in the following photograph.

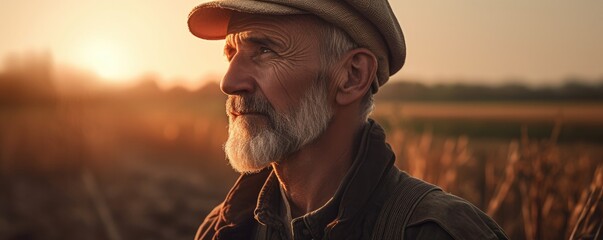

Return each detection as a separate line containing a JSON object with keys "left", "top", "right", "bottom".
{"left": 195, "top": 120, "right": 508, "bottom": 240}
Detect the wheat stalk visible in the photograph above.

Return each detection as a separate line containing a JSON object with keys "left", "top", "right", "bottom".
{"left": 569, "top": 166, "right": 603, "bottom": 240}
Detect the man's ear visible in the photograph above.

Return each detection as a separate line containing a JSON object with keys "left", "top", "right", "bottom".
{"left": 334, "top": 48, "right": 377, "bottom": 106}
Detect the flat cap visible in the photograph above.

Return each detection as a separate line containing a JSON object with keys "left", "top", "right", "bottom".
{"left": 188, "top": 0, "right": 405, "bottom": 93}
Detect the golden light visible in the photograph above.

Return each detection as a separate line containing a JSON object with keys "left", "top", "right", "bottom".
{"left": 78, "top": 40, "right": 130, "bottom": 83}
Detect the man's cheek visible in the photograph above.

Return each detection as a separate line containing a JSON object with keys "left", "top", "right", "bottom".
{"left": 254, "top": 66, "right": 294, "bottom": 111}
{"left": 269, "top": 65, "right": 317, "bottom": 106}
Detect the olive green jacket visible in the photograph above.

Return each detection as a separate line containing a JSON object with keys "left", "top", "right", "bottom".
{"left": 194, "top": 120, "right": 508, "bottom": 240}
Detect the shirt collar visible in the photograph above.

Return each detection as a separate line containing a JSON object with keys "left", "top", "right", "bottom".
{"left": 253, "top": 161, "right": 344, "bottom": 240}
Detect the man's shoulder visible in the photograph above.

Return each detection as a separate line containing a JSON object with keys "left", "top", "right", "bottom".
{"left": 371, "top": 170, "right": 508, "bottom": 239}
{"left": 407, "top": 190, "right": 508, "bottom": 240}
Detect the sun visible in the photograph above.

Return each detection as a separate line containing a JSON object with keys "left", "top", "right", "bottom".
{"left": 78, "top": 40, "right": 130, "bottom": 82}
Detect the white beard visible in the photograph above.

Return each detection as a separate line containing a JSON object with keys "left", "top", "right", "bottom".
{"left": 224, "top": 80, "right": 332, "bottom": 174}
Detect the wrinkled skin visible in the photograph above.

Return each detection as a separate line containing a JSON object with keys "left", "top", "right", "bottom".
{"left": 222, "top": 13, "right": 328, "bottom": 112}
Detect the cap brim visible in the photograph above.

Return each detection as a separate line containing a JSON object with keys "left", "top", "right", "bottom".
{"left": 188, "top": 0, "right": 306, "bottom": 40}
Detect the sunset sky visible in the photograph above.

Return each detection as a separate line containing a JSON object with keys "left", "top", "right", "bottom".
{"left": 1, "top": 0, "right": 602, "bottom": 89}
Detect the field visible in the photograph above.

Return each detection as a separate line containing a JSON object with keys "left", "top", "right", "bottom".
{"left": 1, "top": 83, "right": 602, "bottom": 240}
{"left": 372, "top": 101, "right": 603, "bottom": 240}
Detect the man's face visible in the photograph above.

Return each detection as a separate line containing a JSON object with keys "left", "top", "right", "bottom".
{"left": 222, "top": 13, "right": 334, "bottom": 173}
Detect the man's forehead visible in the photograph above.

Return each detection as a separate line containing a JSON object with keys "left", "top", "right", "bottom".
{"left": 224, "top": 31, "right": 285, "bottom": 50}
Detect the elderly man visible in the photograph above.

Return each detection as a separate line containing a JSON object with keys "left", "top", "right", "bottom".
{"left": 188, "top": 0, "right": 508, "bottom": 239}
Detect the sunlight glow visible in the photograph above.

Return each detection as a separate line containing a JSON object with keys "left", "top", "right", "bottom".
{"left": 78, "top": 40, "right": 130, "bottom": 82}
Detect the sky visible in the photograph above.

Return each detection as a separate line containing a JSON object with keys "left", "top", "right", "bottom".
{"left": 0, "top": 0, "right": 602, "bottom": 89}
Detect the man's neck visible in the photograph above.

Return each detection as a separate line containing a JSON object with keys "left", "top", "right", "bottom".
{"left": 272, "top": 114, "right": 364, "bottom": 218}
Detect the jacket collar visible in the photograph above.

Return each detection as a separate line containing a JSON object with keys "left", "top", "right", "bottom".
{"left": 212, "top": 168, "right": 271, "bottom": 238}
{"left": 326, "top": 119, "right": 396, "bottom": 237}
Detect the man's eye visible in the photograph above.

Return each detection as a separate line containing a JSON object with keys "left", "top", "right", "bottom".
{"left": 259, "top": 47, "right": 274, "bottom": 54}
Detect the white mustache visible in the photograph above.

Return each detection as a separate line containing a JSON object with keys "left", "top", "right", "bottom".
{"left": 226, "top": 94, "right": 274, "bottom": 116}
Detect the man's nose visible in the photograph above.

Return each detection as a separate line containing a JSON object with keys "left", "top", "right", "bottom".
{"left": 221, "top": 54, "right": 255, "bottom": 95}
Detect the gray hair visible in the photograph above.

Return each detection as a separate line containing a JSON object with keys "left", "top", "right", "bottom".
{"left": 318, "top": 24, "right": 375, "bottom": 122}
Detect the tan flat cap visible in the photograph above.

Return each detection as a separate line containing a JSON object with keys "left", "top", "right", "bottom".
{"left": 188, "top": 0, "right": 405, "bottom": 93}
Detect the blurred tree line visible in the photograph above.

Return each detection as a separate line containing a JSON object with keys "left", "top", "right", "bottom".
{"left": 1, "top": 52, "right": 603, "bottom": 105}
{"left": 0, "top": 51, "right": 56, "bottom": 107}
{"left": 377, "top": 80, "right": 603, "bottom": 102}
{"left": 0, "top": 51, "right": 225, "bottom": 108}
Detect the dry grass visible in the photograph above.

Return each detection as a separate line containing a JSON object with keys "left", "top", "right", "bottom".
{"left": 569, "top": 166, "right": 603, "bottom": 240}
{"left": 377, "top": 108, "right": 603, "bottom": 240}
{"left": 0, "top": 100, "right": 234, "bottom": 240}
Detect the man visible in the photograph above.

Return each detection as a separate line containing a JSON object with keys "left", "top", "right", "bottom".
{"left": 187, "top": 0, "right": 508, "bottom": 239}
